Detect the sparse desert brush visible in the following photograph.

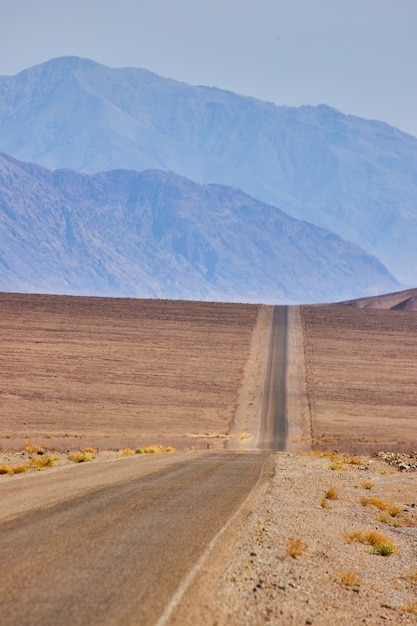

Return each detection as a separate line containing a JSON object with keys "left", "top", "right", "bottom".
{"left": 347, "top": 456, "right": 363, "bottom": 465}
{"left": 84, "top": 447, "right": 96, "bottom": 457}
{"left": 345, "top": 530, "right": 396, "bottom": 556}
{"left": 12, "top": 464, "right": 29, "bottom": 474}
{"left": 401, "top": 603, "right": 417, "bottom": 615}
{"left": 30, "top": 454, "right": 59, "bottom": 469}
{"left": 236, "top": 433, "right": 252, "bottom": 441}
{"left": 320, "top": 497, "right": 330, "bottom": 509}
{"left": 286, "top": 536, "right": 307, "bottom": 558}
{"left": 142, "top": 445, "right": 176, "bottom": 454}
{"left": 0, "top": 464, "right": 13, "bottom": 475}
{"left": 68, "top": 451, "right": 95, "bottom": 463}
{"left": 360, "top": 479, "right": 374, "bottom": 490}
{"left": 325, "top": 487, "right": 339, "bottom": 500}
{"left": 339, "top": 570, "right": 360, "bottom": 587}
{"left": 406, "top": 569, "right": 417, "bottom": 583}
{"left": 360, "top": 496, "right": 402, "bottom": 518}
{"left": 23, "top": 440, "right": 42, "bottom": 454}
{"left": 329, "top": 459, "right": 347, "bottom": 471}
{"left": 119, "top": 448, "right": 135, "bottom": 456}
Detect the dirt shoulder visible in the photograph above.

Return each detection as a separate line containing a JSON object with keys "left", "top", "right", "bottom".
{"left": 171, "top": 452, "right": 417, "bottom": 626}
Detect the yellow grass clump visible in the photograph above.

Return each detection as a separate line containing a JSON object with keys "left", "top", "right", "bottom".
{"left": 12, "top": 464, "right": 29, "bottom": 474}
{"left": 329, "top": 459, "right": 347, "bottom": 471}
{"left": 345, "top": 530, "right": 396, "bottom": 556}
{"left": 0, "top": 465, "right": 13, "bottom": 475}
{"left": 325, "top": 487, "right": 339, "bottom": 500}
{"left": 360, "top": 496, "right": 402, "bottom": 518}
{"left": 68, "top": 451, "right": 95, "bottom": 463}
{"left": 30, "top": 454, "right": 59, "bottom": 470}
{"left": 135, "top": 445, "right": 176, "bottom": 454}
{"left": 339, "top": 570, "right": 360, "bottom": 587}
{"left": 347, "top": 456, "right": 364, "bottom": 465}
{"left": 401, "top": 603, "right": 417, "bottom": 616}
{"left": 360, "top": 479, "right": 374, "bottom": 490}
{"left": 235, "top": 433, "right": 252, "bottom": 441}
{"left": 23, "top": 440, "right": 42, "bottom": 454}
{"left": 286, "top": 536, "right": 307, "bottom": 558}
{"left": 406, "top": 569, "right": 417, "bottom": 583}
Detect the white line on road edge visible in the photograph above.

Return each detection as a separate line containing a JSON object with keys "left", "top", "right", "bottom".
{"left": 155, "top": 454, "right": 273, "bottom": 626}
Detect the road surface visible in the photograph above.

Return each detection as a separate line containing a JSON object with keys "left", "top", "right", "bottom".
{"left": 0, "top": 452, "right": 271, "bottom": 626}
{"left": 258, "top": 305, "right": 288, "bottom": 451}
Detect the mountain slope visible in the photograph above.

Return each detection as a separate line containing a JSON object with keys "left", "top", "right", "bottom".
{"left": 335, "top": 288, "right": 417, "bottom": 311}
{"left": 0, "top": 57, "right": 416, "bottom": 285}
{"left": 0, "top": 152, "right": 398, "bottom": 302}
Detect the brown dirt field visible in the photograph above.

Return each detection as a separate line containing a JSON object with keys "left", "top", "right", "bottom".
{"left": 301, "top": 305, "right": 417, "bottom": 453}
{"left": 0, "top": 293, "right": 259, "bottom": 452}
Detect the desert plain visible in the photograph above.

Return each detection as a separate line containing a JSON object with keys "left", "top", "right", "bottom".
{"left": 1, "top": 290, "right": 417, "bottom": 625}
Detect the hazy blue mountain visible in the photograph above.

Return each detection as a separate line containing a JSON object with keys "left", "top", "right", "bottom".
{"left": 0, "top": 57, "right": 416, "bottom": 285}
{"left": 0, "top": 152, "right": 398, "bottom": 302}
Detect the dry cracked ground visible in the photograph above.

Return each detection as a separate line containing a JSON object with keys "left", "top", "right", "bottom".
{"left": 1, "top": 291, "right": 417, "bottom": 625}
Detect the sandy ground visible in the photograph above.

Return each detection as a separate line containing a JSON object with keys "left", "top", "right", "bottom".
{"left": 0, "top": 293, "right": 258, "bottom": 453}
{"left": 301, "top": 305, "right": 417, "bottom": 453}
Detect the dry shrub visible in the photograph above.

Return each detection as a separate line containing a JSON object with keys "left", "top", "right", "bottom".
{"left": 345, "top": 530, "right": 396, "bottom": 556}
{"left": 329, "top": 460, "right": 347, "bottom": 471}
{"left": 0, "top": 465, "right": 13, "bottom": 475}
{"left": 406, "top": 569, "right": 417, "bottom": 583}
{"left": 12, "top": 464, "right": 29, "bottom": 474}
{"left": 23, "top": 440, "right": 42, "bottom": 454}
{"left": 347, "top": 456, "right": 364, "bottom": 465}
{"left": 401, "top": 603, "right": 417, "bottom": 615}
{"left": 68, "top": 451, "right": 94, "bottom": 463}
{"left": 360, "top": 496, "right": 402, "bottom": 517}
{"left": 320, "top": 497, "right": 330, "bottom": 509}
{"left": 30, "top": 454, "right": 59, "bottom": 470}
{"left": 325, "top": 487, "right": 339, "bottom": 500}
{"left": 84, "top": 447, "right": 97, "bottom": 457}
{"left": 339, "top": 570, "right": 360, "bottom": 587}
{"left": 360, "top": 479, "right": 374, "bottom": 490}
{"left": 136, "top": 445, "right": 176, "bottom": 454}
{"left": 286, "top": 536, "right": 307, "bottom": 558}
{"left": 236, "top": 433, "right": 252, "bottom": 441}
{"left": 119, "top": 448, "right": 135, "bottom": 455}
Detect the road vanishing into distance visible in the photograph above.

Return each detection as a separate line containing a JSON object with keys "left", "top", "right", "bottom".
{"left": 0, "top": 306, "right": 287, "bottom": 626}
{"left": 258, "top": 306, "right": 288, "bottom": 451}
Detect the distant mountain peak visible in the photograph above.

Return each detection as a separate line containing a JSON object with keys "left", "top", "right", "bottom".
{"left": 0, "top": 56, "right": 416, "bottom": 287}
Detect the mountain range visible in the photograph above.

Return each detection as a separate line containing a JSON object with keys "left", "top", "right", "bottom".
{"left": 1, "top": 56, "right": 416, "bottom": 289}
{"left": 0, "top": 151, "right": 398, "bottom": 302}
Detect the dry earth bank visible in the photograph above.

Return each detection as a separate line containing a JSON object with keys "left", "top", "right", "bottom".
{"left": 301, "top": 305, "right": 417, "bottom": 453}
{"left": 0, "top": 292, "right": 259, "bottom": 453}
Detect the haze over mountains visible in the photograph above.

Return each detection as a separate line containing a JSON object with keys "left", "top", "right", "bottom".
{"left": 0, "top": 56, "right": 416, "bottom": 300}
{"left": 0, "top": 152, "right": 398, "bottom": 302}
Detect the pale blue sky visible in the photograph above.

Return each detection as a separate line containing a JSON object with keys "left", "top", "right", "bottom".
{"left": 1, "top": 0, "right": 417, "bottom": 137}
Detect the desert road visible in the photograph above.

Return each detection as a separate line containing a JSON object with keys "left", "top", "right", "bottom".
{"left": 0, "top": 452, "right": 271, "bottom": 626}
{"left": 0, "top": 305, "right": 288, "bottom": 625}
{"left": 258, "top": 305, "right": 288, "bottom": 451}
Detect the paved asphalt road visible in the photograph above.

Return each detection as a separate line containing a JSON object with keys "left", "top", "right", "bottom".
{"left": 258, "top": 305, "right": 288, "bottom": 451}
{"left": 1, "top": 305, "right": 288, "bottom": 625}
{"left": 0, "top": 453, "right": 271, "bottom": 626}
